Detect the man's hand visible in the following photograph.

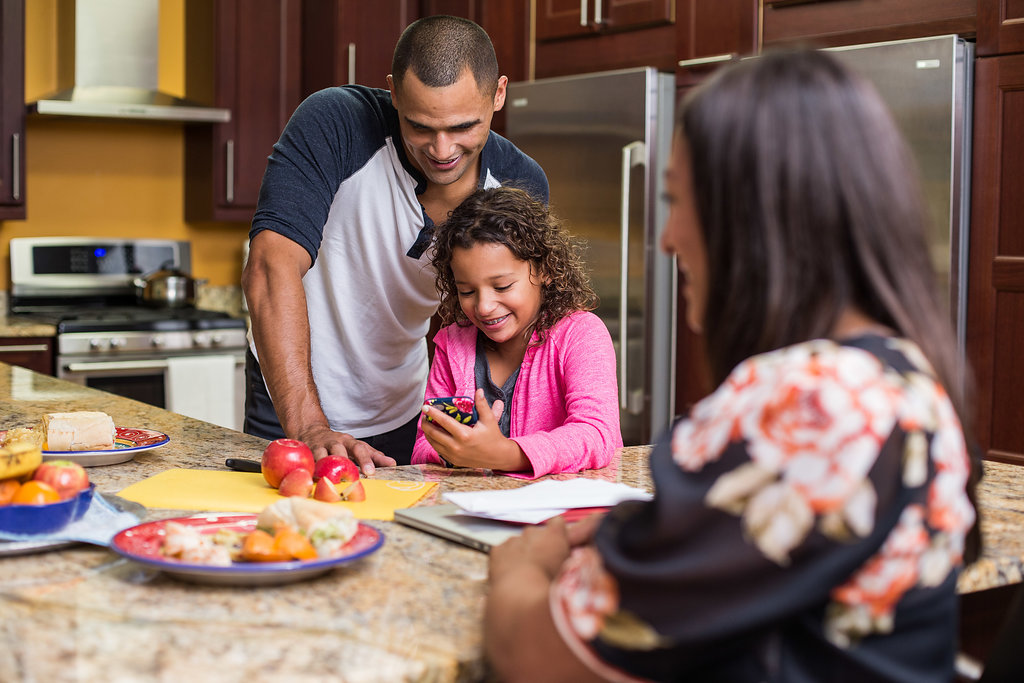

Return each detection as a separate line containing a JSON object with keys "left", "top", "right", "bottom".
{"left": 298, "top": 425, "right": 396, "bottom": 476}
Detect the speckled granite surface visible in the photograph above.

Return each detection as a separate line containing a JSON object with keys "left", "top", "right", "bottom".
{"left": 0, "top": 363, "right": 1020, "bottom": 682}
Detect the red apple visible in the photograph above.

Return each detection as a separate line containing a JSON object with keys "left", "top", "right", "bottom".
{"left": 312, "top": 455, "right": 359, "bottom": 484}
{"left": 261, "top": 439, "right": 315, "bottom": 488}
{"left": 312, "top": 477, "right": 342, "bottom": 502}
{"left": 278, "top": 468, "right": 314, "bottom": 498}
{"left": 32, "top": 460, "right": 90, "bottom": 500}
{"left": 339, "top": 479, "right": 366, "bottom": 502}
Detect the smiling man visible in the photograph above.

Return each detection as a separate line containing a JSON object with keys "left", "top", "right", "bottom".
{"left": 242, "top": 16, "right": 548, "bottom": 473}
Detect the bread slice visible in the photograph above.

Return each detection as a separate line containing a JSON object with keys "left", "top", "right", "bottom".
{"left": 38, "top": 411, "right": 116, "bottom": 451}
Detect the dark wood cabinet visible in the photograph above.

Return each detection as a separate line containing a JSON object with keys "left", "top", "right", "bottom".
{"left": 675, "top": 0, "right": 758, "bottom": 88}
{"left": 0, "top": 337, "right": 53, "bottom": 375}
{"left": 978, "top": 0, "right": 1024, "bottom": 56}
{"left": 966, "top": 54, "right": 1024, "bottom": 466}
{"left": 762, "top": 0, "right": 976, "bottom": 48}
{"left": 302, "top": 0, "right": 417, "bottom": 93}
{"left": 184, "top": 0, "right": 302, "bottom": 223}
{"left": 0, "top": 0, "right": 25, "bottom": 221}
{"left": 536, "top": 0, "right": 674, "bottom": 40}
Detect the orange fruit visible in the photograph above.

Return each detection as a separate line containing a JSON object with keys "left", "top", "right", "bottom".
{"left": 272, "top": 523, "right": 317, "bottom": 561}
{"left": 12, "top": 480, "right": 61, "bottom": 505}
{"left": 240, "top": 528, "right": 291, "bottom": 563}
{"left": 0, "top": 479, "right": 21, "bottom": 505}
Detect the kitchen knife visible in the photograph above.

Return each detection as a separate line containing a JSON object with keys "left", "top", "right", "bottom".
{"left": 224, "top": 458, "right": 262, "bottom": 473}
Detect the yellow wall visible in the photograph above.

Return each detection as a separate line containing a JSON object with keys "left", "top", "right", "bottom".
{"left": 0, "top": 0, "right": 249, "bottom": 288}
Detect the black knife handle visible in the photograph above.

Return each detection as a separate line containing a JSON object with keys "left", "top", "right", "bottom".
{"left": 225, "top": 458, "right": 262, "bottom": 473}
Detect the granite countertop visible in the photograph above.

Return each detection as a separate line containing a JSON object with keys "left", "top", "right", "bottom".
{"left": 0, "top": 363, "right": 1021, "bottom": 682}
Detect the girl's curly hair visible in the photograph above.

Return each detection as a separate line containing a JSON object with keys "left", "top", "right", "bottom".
{"left": 431, "top": 186, "right": 598, "bottom": 343}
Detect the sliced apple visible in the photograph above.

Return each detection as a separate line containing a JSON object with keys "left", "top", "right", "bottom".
{"left": 277, "top": 468, "right": 314, "bottom": 498}
{"left": 339, "top": 479, "right": 366, "bottom": 502}
{"left": 312, "top": 476, "right": 342, "bottom": 502}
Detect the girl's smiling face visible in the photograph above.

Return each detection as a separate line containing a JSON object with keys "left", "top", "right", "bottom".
{"left": 450, "top": 242, "right": 544, "bottom": 350}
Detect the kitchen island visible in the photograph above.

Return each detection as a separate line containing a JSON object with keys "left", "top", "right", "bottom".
{"left": 1, "top": 362, "right": 1022, "bottom": 682}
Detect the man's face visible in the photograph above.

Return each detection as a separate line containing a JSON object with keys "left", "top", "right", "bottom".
{"left": 389, "top": 68, "right": 507, "bottom": 190}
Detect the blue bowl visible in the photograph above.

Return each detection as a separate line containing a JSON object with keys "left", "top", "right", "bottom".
{"left": 0, "top": 484, "right": 95, "bottom": 535}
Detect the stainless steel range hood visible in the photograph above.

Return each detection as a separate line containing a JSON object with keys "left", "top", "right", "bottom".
{"left": 27, "top": 0, "right": 230, "bottom": 123}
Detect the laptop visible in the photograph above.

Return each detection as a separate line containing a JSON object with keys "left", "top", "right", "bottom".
{"left": 394, "top": 503, "right": 524, "bottom": 552}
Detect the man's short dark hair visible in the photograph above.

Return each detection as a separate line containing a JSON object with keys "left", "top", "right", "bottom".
{"left": 392, "top": 15, "right": 499, "bottom": 97}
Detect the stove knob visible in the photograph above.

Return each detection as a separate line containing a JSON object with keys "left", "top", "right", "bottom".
{"left": 109, "top": 337, "right": 126, "bottom": 349}
{"left": 210, "top": 334, "right": 225, "bottom": 347}
{"left": 151, "top": 336, "right": 165, "bottom": 348}
{"left": 89, "top": 338, "right": 105, "bottom": 350}
{"left": 192, "top": 333, "right": 209, "bottom": 348}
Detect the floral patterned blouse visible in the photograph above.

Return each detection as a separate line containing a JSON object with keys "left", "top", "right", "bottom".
{"left": 550, "top": 335, "right": 976, "bottom": 682}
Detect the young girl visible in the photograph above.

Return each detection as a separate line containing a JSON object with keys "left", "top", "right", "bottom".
{"left": 412, "top": 186, "right": 622, "bottom": 477}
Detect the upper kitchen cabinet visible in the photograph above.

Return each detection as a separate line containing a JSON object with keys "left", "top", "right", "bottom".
{"left": 302, "top": 0, "right": 418, "bottom": 93}
{"left": 183, "top": 0, "right": 302, "bottom": 223}
{"left": 0, "top": 0, "right": 26, "bottom": 221}
{"left": 762, "top": 0, "right": 976, "bottom": 48}
{"left": 675, "top": 0, "right": 758, "bottom": 87}
{"left": 967, "top": 53, "right": 1024, "bottom": 466}
{"left": 536, "top": 0, "right": 673, "bottom": 40}
{"left": 534, "top": 0, "right": 676, "bottom": 77}
{"left": 978, "top": 0, "right": 1024, "bottom": 56}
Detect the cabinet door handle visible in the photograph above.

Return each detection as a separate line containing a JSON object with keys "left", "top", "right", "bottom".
{"left": 11, "top": 133, "right": 20, "bottom": 201}
{"left": 580, "top": 0, "right": 588, "bottom": 26}
{"left": 225, "top": 139, "right": 235, "bottom": 204}
{"left": 594, "top": 0, "right": 603, "bottom": 24}
{"left": 348, "top": 43, "right": 356, "bottom": 85}
{"left": 0, "top": 344, "right": 49, "bottom": 354}
{"left": 677, "top": 54, "right": 736, "bottom": 69}
{"left": 619, "top": 141, "right": 645, "bottom": 411}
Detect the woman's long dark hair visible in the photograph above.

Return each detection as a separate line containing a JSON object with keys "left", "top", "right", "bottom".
{"left": 680, "top": 49, "right": 979, "bottom": 559}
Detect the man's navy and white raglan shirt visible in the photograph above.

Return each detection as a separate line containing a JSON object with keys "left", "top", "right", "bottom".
{"left": 249, "top": 86, "right": 549, "bottom": 438}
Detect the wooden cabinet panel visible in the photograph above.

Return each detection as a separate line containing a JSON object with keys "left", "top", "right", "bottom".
{"left": 978, "top": 0, "right": 1024, "bottom": 56}
{"left": 302, "top": 0, "right": 417, "bottom": 93}
{"left": 0, "top": 337, "right": 53, "bottom": 375}
{"left": 675, "top": 0, "right": 758, "bottom": 89}
{"left": 536, "top": 24, "right": 676, "bottom": 77}
{"left": 763, "top": 0, "right": 976, "bottom": 48}
{"left": 184, "top": 0, "right": 302, "bottom": 223}
{"left": 0, "top": 0, "right": 25, "bottom": 221}
{"left": 536, "top": 0, "right": 672, "bottom": 41}
{"left": 967, "top": 54, "right": 1024, "bottom": 465}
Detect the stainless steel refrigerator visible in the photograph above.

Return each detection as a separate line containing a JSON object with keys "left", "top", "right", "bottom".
{"left": 505, "top": 67, "right": 677, "bottom": 446}
{"left": 826, "top": 35, "right": 973, "bottom": 353}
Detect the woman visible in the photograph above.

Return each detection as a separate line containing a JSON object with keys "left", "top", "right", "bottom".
{"left": 484, "top": 49, "right": 981, "bottom": 682}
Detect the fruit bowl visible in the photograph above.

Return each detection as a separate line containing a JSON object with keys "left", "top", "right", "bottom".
{"left": 0, "top": 484, "right": 95, "bottom": 535}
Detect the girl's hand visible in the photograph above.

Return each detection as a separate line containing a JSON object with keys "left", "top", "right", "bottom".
{"left": 420, "top": 389, "right": 530, "bottom": 471}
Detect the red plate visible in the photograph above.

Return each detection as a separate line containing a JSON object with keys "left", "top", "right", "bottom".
{"left": 110, "top": 514, "right": 384, "bottom": 586}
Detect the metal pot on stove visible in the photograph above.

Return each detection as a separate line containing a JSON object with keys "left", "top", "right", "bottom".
{"left": 133, "top": 262, "right": 205, "bottom": 308}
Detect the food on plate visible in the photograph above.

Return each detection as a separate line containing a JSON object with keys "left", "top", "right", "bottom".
{"left": 257, "top": 497, "right": 358, "bottom": 558}
{"left": 0, "top": 479, "right": 21, "bottom": 505}
{"left": 312, "top": 455, "right": 359, "bottom": 485}
{"left": 0, "top": 426, "right": 44, "bottom": 449}
{"left": 162, "top": 521, "right": 241, "bottom": 566}
{"left": 261, "top": 438, "right": 315, "bottom": 488}
{"left": 239, "top": 528, "right": 292, "bottom": 562}
{"left": 32, "top": 460, "right": 90, "bottom": 499}
{"left": 278, "top": 467, "right": 314, "bottom": 498}
{"left": 0, "top": 440, "right": 43, "bottom": 480}
{"left": 12, "top": 480, "right": 61, "bottom": 505}
{"left": 37, "top": 411, "right": 116, "bottom": 451}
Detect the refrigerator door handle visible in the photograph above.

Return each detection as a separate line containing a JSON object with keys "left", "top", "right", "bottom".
{"left": 619, "top": 141, "right": 646, "bottom": 411}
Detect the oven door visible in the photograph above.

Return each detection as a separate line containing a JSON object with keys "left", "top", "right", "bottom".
{"left": 56, "top": 352, "right": 246, "bottom": 430}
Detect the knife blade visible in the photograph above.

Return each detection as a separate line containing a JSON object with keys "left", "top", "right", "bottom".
{"left": 224, "top": 458, "right": 262, "bottom": 473}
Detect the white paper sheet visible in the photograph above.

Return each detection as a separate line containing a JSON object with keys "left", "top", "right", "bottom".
{"left": 443, "top": 479, "right": 652, "bottom": 524}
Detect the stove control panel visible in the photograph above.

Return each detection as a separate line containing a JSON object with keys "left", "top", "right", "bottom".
{"left": 59, "top": 329, "right": 248, "bottom": 356}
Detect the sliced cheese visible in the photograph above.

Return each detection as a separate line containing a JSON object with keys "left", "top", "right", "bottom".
{"left": 38, "top": 411, "right": 116, "bottom": 451}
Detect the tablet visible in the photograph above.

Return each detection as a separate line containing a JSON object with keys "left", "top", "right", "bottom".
{"left": 394, "top": 503, "right": 522, "bottom": 553}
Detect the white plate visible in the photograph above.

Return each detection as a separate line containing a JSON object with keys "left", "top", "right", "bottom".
{"left": 42, "top": 427, "right": 170, "bottom": 467}
{"left": 110, "top": 514, "right": 385, "bottom": 586}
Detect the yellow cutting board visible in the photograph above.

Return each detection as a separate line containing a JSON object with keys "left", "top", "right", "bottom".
{"left": 117, "top": 469, "right": 436, "bottom": 521}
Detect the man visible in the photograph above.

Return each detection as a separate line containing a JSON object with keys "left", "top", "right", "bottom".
{"left": 242, "top": 16, "right": 548, "bottom": 475}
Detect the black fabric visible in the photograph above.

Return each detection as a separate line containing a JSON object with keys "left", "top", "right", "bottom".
{"left": 244, "top": 348, "right": 417, "bottom": 464}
